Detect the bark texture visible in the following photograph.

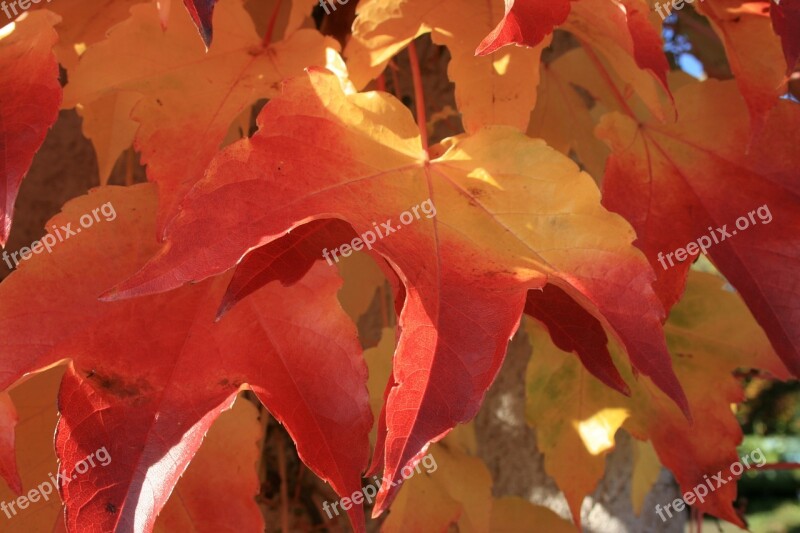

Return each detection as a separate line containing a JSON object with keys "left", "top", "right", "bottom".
{"left": 475, "top": 328, "right": 687, "bottom": 532}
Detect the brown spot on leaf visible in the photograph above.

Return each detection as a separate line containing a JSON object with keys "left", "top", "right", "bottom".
{"left": 218, "top": 377, "right": 243, "bottom": 389}
{"left": 468, "top": 187, "right": 484, "bottom": 198}
{"left": 86, "top": 371, "right": 152, "bottom": 399}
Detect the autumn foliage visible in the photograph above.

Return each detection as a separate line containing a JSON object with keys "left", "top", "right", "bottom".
{"left": 0, "top": 0, "right": 798, "bottom": 531}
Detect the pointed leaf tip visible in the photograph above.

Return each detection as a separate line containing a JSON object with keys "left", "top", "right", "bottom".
{"left": 476, "top": 0, "right": 571, "bottom": 56}
{"left": 182, "top": 0, "right": 217, "bottom": 47}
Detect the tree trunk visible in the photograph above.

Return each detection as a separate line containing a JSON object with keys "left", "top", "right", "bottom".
{"left": 475, "top": 328, "right": 687, "bottom": 532}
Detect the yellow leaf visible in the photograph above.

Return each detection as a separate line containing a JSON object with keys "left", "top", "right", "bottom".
{"left": 43, "top": 0, "right": 146, "bottom": 70}
{"left": 109, "top": 71, "right": 689, "bottom": 508}
{"left": 490, "top": 497, "right": 575, "bottom": 533}
{"left": 526, "top": 271, "right": 789, "bottom": 527}
{"left": 155, "top": 395, "right": 264, "bottom": 532}
{"left": 0, "top": 366, "right": 66, "bottom": 531}
{"left": 695, "top": 0, "right": 786, "bottom": 130}
{"left": 346, "top": 0, "right": 543, "bottom": 133}
{"left": 527, "top": 49, "right": 611, "bottom": 181}
{"left": 63, "top": 0, "right": 339, "bottom": 232}
{"left": 76, "top": 91, "right": 140, "bottom": 185}
{"left": 563, "top": 0, "right": 674, "bottom": 121}
{"left": 337, "top": 251, "right": 386, "bottom": 322}
{"left": 631, "top": 439, "right": 661, "bottom": 516}
{"left": 525, "top": 319, "right": 629, "bottom": 526}
{"left": 365, "top": 328, "right": 395, "bottom": 449}
{"left": 244, "top": 0, "right": 317, "bottom": 42}
{"left": 383, "top": 437, "right": 492, "bottom": 533}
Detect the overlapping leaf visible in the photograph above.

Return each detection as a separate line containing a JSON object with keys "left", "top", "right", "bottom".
{"left": 0, "top": 185, "right": 371, "bottom": 532}
{"left": 525, "top": 319, "right": 630, "bottom": 526}
{"left": 218, "top": 219, "right": 357, "bottom": 318}
{"left": 63, "top": 0, "right": 338, "bottom": 233}
{"left": 476, "top": 0, "right": 673, "bottom": 120}
{"left": 630, "top": 272, "right": 789, "bottom": 524}
{"left": 599, "top": 79, "right": 800, "bottom": 376}
{"left": 526, "top": 49, "right": 610, "bottom": 181}
{"left": 561, "top": 0, "right": 673, "bottom": 121}
{"left": 0, "top": 0, "right": 794, "bottom": 529}
{"left": 526, "top": 271, "right": 790, "bottom": 524}
{"left": 104, "top": 70, "right": 688, "bottom": 511}
{"left": 365, "top": 331, "right": 494, "bottom": 533}
{"left": 490, "top": 497, "right": 574, "bottom": 532}
{"left": 154, "top": 396, "right": 264, "bottom": 532}
{"left": 0, "top": 367, "right": 66, "bottom": 531}
{"left": 696, "top": 0, "right": 786, "bottom": 130}
{"left": 182, "top": 0, "right": 217, "bottom": 47}
{"left": 382, "top": 431, "right": 492, "bottom": 532}
{"left": 0, "top": 11, "right": 62, "bottom": 246}
{"left": 0, "top": 391, "right": 20, "bottom": 494}
{"left": 525, "top": 285, "right": 629, "bottom": 395}
{"left": 31, "top": 0, "right": 147, "bottom": 69}
{"left": 770, "top": 0, "right": 800, "bottom": 73}
{"left": 76, "top": 91, "right": 140, "bottom": 185}
{"left": 475, "top": 0, "right": 571, "bottom": 56}
{"left": 345, "top": 0, "right": 544, "bottom": 133}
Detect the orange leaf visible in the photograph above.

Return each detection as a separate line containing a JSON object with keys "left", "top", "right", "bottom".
{"left": 527, "top": 49, "right": 610, "bottom": 181}
{"left": 0, "top": 392, "right": 20, "bottom": 494}
{"left": 490, "top": 497, "right": 575, "bottom": 532}
{"left": 0, "top": 366, "right": 66, "bottom": 530}
{"left": 599, "top": 79, "right": 800, "bottom": 376}
{"left": 696, "top": 0, "right": 786, "bottom": 131}
{"left": 154, "top": 395, "right": 264, "bottom": 532}
{"left": 526, "top": 318, "right": 630, "bottom": 526}
{"left": 475, "top": 0, "right": 571, "bottom": 56}
{"left": 770, "top": 0, "right": 800, "bottom": 73}
{"left": 0, "top": 11, "right": 61, "bottom": 246}
{"left": 35, "top": 0, "right": 147, "bottom": 70}
{"left": 63, "top": 0, "right": 337, "bottom": 234}
{"left": 0, "top": 185, "right": 371, "bottom": 532}
{"left": 527, "top": 271, "right": 790, "bottom": 526}
{"left": 105, "top": 70, "right": 689, "bottom": 511}
{"left": 345, "top": 0, "right": 544, "bottom": 133}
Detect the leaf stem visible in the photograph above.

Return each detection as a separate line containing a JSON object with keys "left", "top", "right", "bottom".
{"left": 263, "top": 0, "right": 284, "bottom": 47}
{"left": 580, "top": 40, "right": 637, "bottom": 120}
{"left": 276, "top": 432, "right": 290, "bottom": 533}
{"left": 407, "top": 40, "right": 429, "bottom": 155}
{"left": 388, "top": 60, "right": 401, "bottom": 98}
